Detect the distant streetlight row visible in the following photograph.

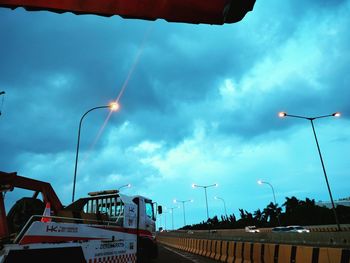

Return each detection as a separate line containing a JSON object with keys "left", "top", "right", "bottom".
{"left": 70, "top": 102, "right": 342, "bottom": 231}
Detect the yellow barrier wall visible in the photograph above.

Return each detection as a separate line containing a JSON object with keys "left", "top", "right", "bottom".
{"left": 215, "top": 240, "right": 222, "bottom": 261}
{"left": 220, "top": 241, "right": 228, "bottom": 262}
{"left": 156, "top": 236, "right": 350, "bottom": 263}
{"left": 234, "top": 242, "right": 243, "bottom": 263}
{"left": 252, "top": 242, "right": 263, "bottom": 263}
{"left": 263, "top": 243, "right": 276, "bottom": 263}
{"left": 227, "top": 241, "right": 236, "bottom": 263}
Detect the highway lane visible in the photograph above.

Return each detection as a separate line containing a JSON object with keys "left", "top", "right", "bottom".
{"left": 152, "top": 244, "right": 219, "bottom": 263}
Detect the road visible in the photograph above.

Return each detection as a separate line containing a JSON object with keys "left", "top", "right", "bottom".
{"left": 152, "top": 244, "right": 219, "bottom": 263}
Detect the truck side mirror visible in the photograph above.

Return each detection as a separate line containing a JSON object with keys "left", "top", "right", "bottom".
{"left": 157, "top": 205, "right": 162, "bottom": 215}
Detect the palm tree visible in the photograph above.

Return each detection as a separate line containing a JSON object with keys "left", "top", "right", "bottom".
{"left": 253, "top": 209, "right": 262, "bottom": 221}
{"left": 263, "top": 202, "right": 281, "bottom": 226}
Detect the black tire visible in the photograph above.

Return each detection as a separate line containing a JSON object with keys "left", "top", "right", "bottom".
{"left": 7, "top": 197, "right": 45, "bottom": 234}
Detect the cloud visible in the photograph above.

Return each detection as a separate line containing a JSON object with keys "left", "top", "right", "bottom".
{"left": 1, "top": 0, "right": 350, "bottom": 228}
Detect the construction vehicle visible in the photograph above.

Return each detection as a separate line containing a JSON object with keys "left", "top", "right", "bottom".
{"left": 0, "top": 171, "right": 161, "bottom": 263}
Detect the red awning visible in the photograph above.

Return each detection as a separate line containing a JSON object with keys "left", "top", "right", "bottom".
{"left": 0, "top": 0, "right": 256, "bottom": 25}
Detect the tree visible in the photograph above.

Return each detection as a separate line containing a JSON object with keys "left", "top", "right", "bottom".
{"left": 263, "top": 202, "right": 281, "bottom": 226}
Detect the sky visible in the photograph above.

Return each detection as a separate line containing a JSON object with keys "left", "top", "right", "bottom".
{"left": 0, "top": 0, "right": 349, "bottom": 230}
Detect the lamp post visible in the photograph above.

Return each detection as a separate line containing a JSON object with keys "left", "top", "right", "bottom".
{"left": 257, "top": 180, "right": 280, "bottom": 226}
{"left": 214, "top": 196, "right": 227, "bottom": 217}
{"left": 192, "top": 183, "right": 218, "bottom": 221}
{"left": 279, "top": 111, "right": 341, "bottom": 231}
{"left": 257, "top": 180, "right": 277, "bottom": 205}
{"left": 163, "top": 210, "right": 168, "bottom": 231}
{"left": 118, "top": 184, "right": 131, "bottom": 192}
{"left": 169, "top": 207, "right": 178, "bottom": 230}
{"left": 0, "top": 91, "right": 5, "bottom": 116}
{"left": 72, "top": 102, "right": 119, "bottom": 202}
{"left": 174, "top": 199, "right": 193, "bottom": 226}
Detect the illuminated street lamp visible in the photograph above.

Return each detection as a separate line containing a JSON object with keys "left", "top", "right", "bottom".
{"left": 118, "top": 183, "right": 131, "bottom": 191}
{"left": 192, "top": 183, "right": 218, "bottom": 221}
{"left": 72, "top": 102, "right": 120, "bottom": 202}
{"left": 279, "top": 111, "right": 341, "bottom": 231}
{"left": 257, "top": 180, "right": 280, "bottom": 226}
{"left": 174, "top": 199, "right": 193, "bottom": 226}
{"left": 214, "top": 196, "right": 227, "bottom": 217}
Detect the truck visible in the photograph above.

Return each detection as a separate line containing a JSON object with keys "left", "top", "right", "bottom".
{"left": 0, "top": 171, "right": 162, "bottom": 263}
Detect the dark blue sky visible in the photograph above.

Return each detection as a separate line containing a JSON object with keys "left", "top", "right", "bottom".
{"left": 0, "top": 0, "right": 349, "bottom": 229}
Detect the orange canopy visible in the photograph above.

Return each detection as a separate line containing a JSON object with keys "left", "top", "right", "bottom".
{"left": 0, "top": 0, "right": 256, "bottom": 25}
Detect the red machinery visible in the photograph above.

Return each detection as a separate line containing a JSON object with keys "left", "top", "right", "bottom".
{"left": 0, "top": 171, "right": 63, "bottom": 239}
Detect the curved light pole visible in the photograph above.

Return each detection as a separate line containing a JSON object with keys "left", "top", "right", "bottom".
{"left": 257, "top": 180, "right": 277, "bottom": 205}
{"left": 72, "top": 102, "right": 120, "bottom": 202}
{"left": 174, "top": 199, "right": 193, "bottom": 226}
{"left": 118, "top": 183, "right": 131, "bottom": 192}
{"left": 192, "top": 183, "right": 218, "bottom": 221}
{"left": 214, "top": 196, "right": 227, "bottom": 217}
{"left": 257, "top": 180, "right": 280, "bottom": 226}
{"left": 279, "top": 111, "right": 341, "bottom": 231}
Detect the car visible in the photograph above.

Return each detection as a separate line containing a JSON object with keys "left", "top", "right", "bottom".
{"left": 272, "top": 226, "right": 310, "bottom": 233}
{"left": 271, "top": 226, "right": 290, "bottom": 232}
{"left": 286, "top": 225, "right": 310, "bottom": 233}
{"left": 245, "top": 226, "right": 260, "bottom": 233}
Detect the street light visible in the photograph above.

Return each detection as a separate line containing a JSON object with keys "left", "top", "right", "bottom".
{"left": 0, "top": 91, "right": 5, "bottom": 116}
{"left": 174, "top": 199, "right": 193, "bottom": 226}
{"left": 279, "top": 111, "right": 341, "bottom": 231}
{"left": 163, "top": 210, "right": 168, "bottom": 231}
{"left": 257, "top": 180, "right": 277, "bottom": 205}
{"left": 72, "top": 101, "right": 120, "bottom": 202}
{"left": 118, "top": 184, "right": 131, "bottom": 191}
{"left": 169, "top": 207, "right": 178, "bottom": 230}
{"left": 214, "top": 196, "right": 227, "bottom": 217}
{"left": 257, "top": 180, "right": 280, "bottom": 226}
{"left": 192, "top": 183, "right": 218, "bottom": 221}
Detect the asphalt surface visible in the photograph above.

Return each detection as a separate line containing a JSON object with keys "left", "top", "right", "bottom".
{"left": 151, "top": 244, "right": 219, "bottom": 263}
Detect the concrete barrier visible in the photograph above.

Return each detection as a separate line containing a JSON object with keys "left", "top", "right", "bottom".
{"left": 157, "top": 235, "right": 350, "bottom": 263}
{"left": 234, "top": 242, "right": 243, "bottom": 263}
{"left": 205, "top": 239, "right": 213, "bottom": 257}
{"left": 277, "top": 244, "right": 296, "bottom": 263}
{"left": 185, "top": 238, "right": 192, "bottom": 252}
{"left": 252, "top": 242, "right": 263, "bottom": 263}
{"left": 189, "top": 238, "right": 196, "bottom": 254}
{"left": 209, "top": 240, "right": 217, "bottom": 259}
{"left": 227, "top": 241, "right": 236, "bottom": 263}
{"left": 318, "top": 247, "right": 343, "bottom": 263}
{"left": 215, "top": 240, "right": 222, "bottom": 261}
{"left": 195, "top": 239, "right": 203, "bottom": 255}
{"left": 220, "top": 241, "right": 229, "bottom": 262}
{"left": 200, "top": 239, "right": 208, "bottom": 256}
{"left": 295, "top": 245, "right": 314, "bottom": 263}
{"left": 263, "top": 243, "right": 277, "bottom": 263}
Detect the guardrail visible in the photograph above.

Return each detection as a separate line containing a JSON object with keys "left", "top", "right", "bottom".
{"left": 157, "top": 236, "right": 350, "bottom": 263}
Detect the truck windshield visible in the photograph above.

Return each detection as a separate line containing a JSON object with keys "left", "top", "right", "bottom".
{"left": 145, "top": 200, "right": 154, "bottom": 220}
